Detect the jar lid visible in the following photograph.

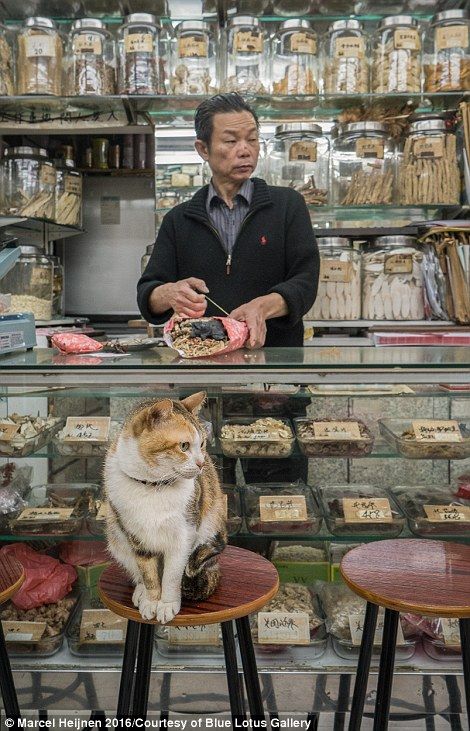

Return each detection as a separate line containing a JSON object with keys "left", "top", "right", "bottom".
{"left": 71, "top": 18, "right": 107, "bottom": 32}
{"left": 279, "top": 19, "right": 313, "bottom": 32}
{"left": 330, "top": 19, "right": 362, "bottom": 32}
{"left": 374, "top": 235, "right": 416, "bottom": 247}
{"left": 229, "top": 15, "right": 261, "bottom": 27}
{"left": 409, "top": 119, "right": 447, "bottom": 133}
{"left": 176, "top": 20, "right": 210, "bottom": 32}
{"left": 19, "top": 245, "right": 43, "bottom": 255}
{"left": 432, "top": 10, "right": 469, "bottom": 24}
{"left": 275, "top": 122, "right": 322, "bottom": 136}
{"left": 23, "top": 17, "right": 57, "bottom": 29}
{"left": 317, "top": 237, "right": 351, "bottom": 248}
{"left": 4, "top": 146, "right": 48, "bottom": 158}
{"left": 123, "top": 13, "right": 159, "bottom": 27}
{"left": 344, "top": 122, "right": 387, "bottom": 134}
{"left": 379, "top": 15, "right": 418, "bottom": 30}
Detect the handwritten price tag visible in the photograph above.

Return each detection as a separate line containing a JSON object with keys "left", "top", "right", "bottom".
{"left": 258, "top": 612, "right": 310, "bottom": 645}
{"left": 441, "top": 618, "right": 461, "bottom": 647}
{"left": 16, "top": 508, "right": 73, "bottom": 522}
{"left": 63, "top": 417, "right": 110, "bottom": 442}
{"left": 0, "top": 423, "right": 19, "bottom": 442}
{"left": 80, "top": 609, "right": 127, "bottom": 644}
{"left": 313, "top": 421, "right": 362, "bottom": 441}
{"left": 343, "top": 498, "right": 393, "bottom": 524}
{"left": 259, "top": 495, "right": 307, "bottom": 522}
{"left": 3, "top": 621, "right": 46, "bottom": 642}
{"left": 412, "top": 420, "right": 462, "bottom": 443}
{"left": 349, "top": 612, "right": 405, "bottom": 646}
{"left": 168, "top": 624, "right": 219, "bottom": 646}
{"left": 423, "top": 504, "right": 470, "bottom": 523}
{"left": 320, "top": 261, "right": 352, "bottom": 283}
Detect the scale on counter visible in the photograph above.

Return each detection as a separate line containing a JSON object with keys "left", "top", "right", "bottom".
{"left": 0, "top": 241, "right": 36, "bottom": 355}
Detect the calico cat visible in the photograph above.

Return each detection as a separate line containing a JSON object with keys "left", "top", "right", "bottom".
{"left": 104, "top": 391, "right": 227, "bottom": 624}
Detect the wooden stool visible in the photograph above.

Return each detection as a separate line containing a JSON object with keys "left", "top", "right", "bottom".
{"left": 0, "top": 555, "right": 25, "bottom": 719}
{"left": 99, "top": 545, "right": 279, "bottom": 719}
{"left": 341, "top": 539, "right": 470, "bottom": 731}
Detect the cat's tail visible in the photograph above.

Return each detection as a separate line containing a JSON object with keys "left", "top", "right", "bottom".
{"left": 182, "top": 530, "right": 226, "bottom": 602}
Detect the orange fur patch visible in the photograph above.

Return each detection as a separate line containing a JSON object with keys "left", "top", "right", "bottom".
{"left": 125, "top": 405, "right": 199, "bottom": 467}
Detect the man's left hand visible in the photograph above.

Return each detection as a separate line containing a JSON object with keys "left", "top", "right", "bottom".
{"left": 230, "top": 300, "right": 267, "bottom": 349}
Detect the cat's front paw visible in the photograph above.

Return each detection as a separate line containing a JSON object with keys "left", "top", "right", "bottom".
{"left": 132, "top": 583, "right": 146, "bottom": 608}
{"left": 156, "top": 597, "right": 181, "bottom": 624}
{"left": 138, "top": 596, "right": 159, "bottom": 621}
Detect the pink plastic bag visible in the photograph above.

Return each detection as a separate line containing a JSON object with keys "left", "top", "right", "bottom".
{"left": 51, "top": 333, "right": 103, "bottom": 354}
{"left": 0, "top": 543, "right": 76, "bottom": 609}
{"left": 164, "top": 316, "right": 248, "bottom": 358}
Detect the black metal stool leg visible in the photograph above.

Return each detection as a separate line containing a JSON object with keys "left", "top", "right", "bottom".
{"left": 373, "top": 609, "right": 399, "bottom": 731}
{"left": 0, "top": 614, "right": 20, "bottom": 719}
{"left": 334, "top": 674, "right": 351, "bottom": 731}
{"left": 236, "top": 616, "right": 264, "bottom": 719}
{"left": 459, "top": 618, "right": 470, "bottom": 726}
{"left": 222, "top": 620, "right": 246, "bottom": 720}
{"left": 159, "top": 672, "right": 172, "bottom": 722}
{"left": 117, "top": 620, "right": 141, "bottom": 717}
{"left": 132, "top": 623, "right": 155, "bottom": 719}
{"left": 348, "top": 601, "right": 379, "bottom": 731}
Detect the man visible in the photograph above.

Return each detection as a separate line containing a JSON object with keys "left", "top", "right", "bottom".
{"left": 137, "top": 93, "right": 319, "bottom": 348}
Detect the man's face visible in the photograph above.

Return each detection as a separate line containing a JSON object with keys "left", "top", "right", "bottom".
{"left": 195, "top": 110, "right": 260, "bottom": 183}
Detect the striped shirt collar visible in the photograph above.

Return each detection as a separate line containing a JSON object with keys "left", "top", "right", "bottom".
{"left": 207, "top": 178, "right": 254, "bottom": 210}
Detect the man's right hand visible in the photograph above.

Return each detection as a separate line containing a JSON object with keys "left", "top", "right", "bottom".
{"left": 166, "top": 278, "right": 209, "bottom": 318}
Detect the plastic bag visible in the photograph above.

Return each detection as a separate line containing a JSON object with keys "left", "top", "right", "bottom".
{"left": 59, "top": 540, "right": 109, "bottom": 567}
{"left": 0, "top": 543, "right": 76, "bottom": 609}
{"left": 51, "top": 333, "right": 103, "bottom": 354}
{"left": 164, "top": 316, "right": 248, "bottom": 358}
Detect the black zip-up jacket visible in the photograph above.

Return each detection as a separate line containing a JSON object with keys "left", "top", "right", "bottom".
{"left": 137, "top": 177, "right": 319, "bottom": 347}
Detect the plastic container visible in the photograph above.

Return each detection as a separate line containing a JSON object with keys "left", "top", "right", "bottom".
{"left": 317, "top": 485, "right": 405, "bottom": 538}
{"left": 223, "top": 15, "right": 268, "bottom": 94}
{"left": 244, "top": 483, "right": 321, "bottom": 536}
{"left": 0, "top": 24, "right": 14, "bottom": 95}
{"left": 67, "top": 596, "right": 126, "bottom": 657}
{"left": 324, "top": 19, "right": 369, "bottom": 94}
{"left": 331, "top": 122, "right": 395, "bottom": 205}
{"left": 269, "top": 541, "right": 329, "bottom": 584}
{"left": 306, "top": 238, "right": 361, "bottom": 320}
{"left": 66, "top": 18, "right": 116, "bottom": 95}
{"left": 267, "top": 123, "right": 329, "bottom": 205}
{"left": 294, "top": 418, "right": 374, "bottom": 457}
{"left": 17, "top": 17, "right": 63, "bottom": 95}
{"left": 219, "top": 418, "right": 295, "bottom": 458}
{"left": 223, "top": 486, "right": 242, "bottom": 536}
{"left": 424, "top": 10, "right": 470, "bottom": 92}
{"left": 0, "top": 244, "right": 55, "bottom": 321}
{"left": 118, "top": 13, "right": 164, "bottom": 95}
{"left": 53, "top": 420, "right": 122, "bottom": 457}
{"left": 9, "top": 483, "right": 94, "bottom": 535}
{"left": 372, "top": 15, "right": 422, "bottom": 93}
{"left": 271, "top": 20, "right": 319, "bottom": 96}
{"left": 379, "top": 419, "right": 470, "bottom": 459}
{"left": 171, "top": 20, "right": 217, "bottom": 94}
{"left": 329, "top": 543, "right": 362, "bottom": 582}
{"left": 390, "top": 485, "right": 470, "bottom": 537}
{"left": 156, "top": 623, "right": 223, "bottom": 658}
{"left": 0, "top": 415, "right": 63, "bottom": 457}
{"left": 0, "top": 594, "right": 77, "bottom": 657}
{"left": 2, "top": 146, "right": 56, "bottom": 220}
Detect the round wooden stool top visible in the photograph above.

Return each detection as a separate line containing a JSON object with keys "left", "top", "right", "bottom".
{"left": 341, "top": 539, "right": 470, "bottom": 618}
{"left": 99, "top": 545, "right": 279, "bottom": 626}
{"left": 0, "top": 555, "right": 24, "bottom": 605}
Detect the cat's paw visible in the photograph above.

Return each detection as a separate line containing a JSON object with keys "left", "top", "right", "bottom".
{"left": 156, "top": 598, "right": 181, "bottom": 624}
{"left": 138, "top": 597, "right": 159, "bottom": 621}
{"left": 132, "top": 583, "right": 146, "bottom": 608}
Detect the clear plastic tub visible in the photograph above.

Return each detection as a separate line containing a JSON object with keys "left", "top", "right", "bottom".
{"left": 379, "top": 419, "right": 470, "bottom": 459}
{"left": 67, "top": 596, "right": 126, "bottom": 657}
{"left": 222, "top": 486, "right": 242, "bottom": 537}
{"left": 0, "top": 416, "right": 63, "bottom": 458}
{"left": 220, "top": 418, "right": 295, "bottom": 458}
{"left": 294, "top": 418, "right": 374, "bottom": 458}
{"left": 317, "top": 485, "right": 405, "bottom": 538}
{"left": 269, "top": 541, "right": 329, "bottom": 584}
{"left": 0, "top": 594, "right": 77, "bottom": 657}
{"left": 9, "top": 484, "right": 94, "bottom": 536}
{"left": 244, "top": 484, "right": 321, "bottom": 536}
{"left": 389, "top": 485, "right": 470, "bottom": 537}
{"left": 155, "top": 623, "right": 223, "bottom": 658}
{"left": 423, "top": 636, "right": 461, "bottom": 661}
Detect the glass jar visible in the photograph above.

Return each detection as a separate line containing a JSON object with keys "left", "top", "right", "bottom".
{"left": 223, "top": 16, "right": 268, "bottom": 94}
{"left": 66, "top": 18, "right": 116, "bottom": 96}
{"left": 399, "top": 119, "right": 460, "bottom": 204}
{"left": 362, "top": 236, "right": 425, "bottom": 321}
{"left": 55, "top": 162, "right": 82, "bottom": 227}
{"left": 0, "top": 24, "right": 14, "bottom": 95}
{"left": 372, "top": 15, "right": 422, "bottom": 93}
{"left": 92, "top": 138, "right": 109, "bottom": 169}
{"left": 424, "top": 10, "right": 470, "bottom": 92}
{"left": 48, "top": 255, "right": 64, "bottom": 317}
{"left": 0, "top": 245, "right": 54, "bottom": 321}
{"left": 307, "top": 238, "right": 361, "bottom": 321}
{"left": 2, "top": 147, "right": 56, "bottom": 220}
{"left": 17, "top": 17, "right": 63, "bottom": 95}
{"left": 324, "top": 19, "right": 369, "bottom": 94}
{"left": 118, "top": 13, "right": 164, "bottom": 95}
{"left": 331, "top": 122, "right": 395, "bottom": 205}
{"left": 141, "top": 243, "right": 154, "bottom": 274}
{"left": 171, "top": 21, "right": 217, "bottom": 95}
{"left": 271, "top": 20, "right": 319, "bottom": 96}
{"left": 267, "top": 123, "right": 329, "bottom": 205}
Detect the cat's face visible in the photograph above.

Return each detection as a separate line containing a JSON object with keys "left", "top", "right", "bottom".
{"left": 118, "top": 392, "right": 207, "bottom": 484}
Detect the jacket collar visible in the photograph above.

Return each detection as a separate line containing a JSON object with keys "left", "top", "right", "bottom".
{"left": 184, "top": 177, "right": 272, "bottom": 222}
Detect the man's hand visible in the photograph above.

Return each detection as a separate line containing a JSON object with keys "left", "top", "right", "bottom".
{"left": 150, "top": 278, "right": 208, "bottom": 318}
{"left": 230, "top": 300, "right": 267, "bottom": 349}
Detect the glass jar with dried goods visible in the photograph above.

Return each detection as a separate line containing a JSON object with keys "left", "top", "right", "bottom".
{"left": 2, "top": 147, "right": 56, "bottom": 220}
{"left": 55, "top": 160, "right": 82, "bottom": 227}
{"left": 271, "top": 20, "right": 319, "bottom": 96}
{"left": 0, "top": 24, "right": 14, "bottom": 95}
{"left": 17, "top": 17, "right": 63, "bottom": 95}
{"left": 331, "top": 122, "right": 395, "bottom": 205}
{"left": 306, "top": 238, "right": 361, "bottom": 321}
{"left": 424, "top": 10, "right": 470, "bottom": 92}
{"left": 324, "top": 19, "right": 369, "bottom": 94}
{"left": 118, "top": 13, "right": 164, "bottom": 95}
{"left": 171, "top": 21, "right": 217, "bottom": 94}
{"left": 267, "top": 123, "right": 329, "bottom": 205}
{"left": 49, "top": 255, "right": 64, "bottom": 317}
{"left": 0, "top": 245, "right": 54, "bottom": 322}
{"left": 372, "top": 15, "right": 422, "bottom": 93}
{"left": 399, "top": 119, "right": 460, "bottom": 204}
{"left": 66, "top": 18, "right": 116, "bottom": 95}
{"left": 223, "top": 16, "right": 268, "bottom": 94}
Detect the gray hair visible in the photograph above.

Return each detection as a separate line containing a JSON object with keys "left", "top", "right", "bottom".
{"left": 194, "top": 93, "right": 259, "bottom": 146}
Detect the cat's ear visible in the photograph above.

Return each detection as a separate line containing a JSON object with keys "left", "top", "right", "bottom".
{"left": 180, "top": 391, "right": 206, "bottom": 415}
{"left": 148, "top": 399, "right": 174, "bottom": 427}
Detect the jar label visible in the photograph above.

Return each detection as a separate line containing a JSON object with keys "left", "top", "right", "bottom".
{"left": 423, "top": 505, "right": 470, "bottom": 523}
{"left": 63, "top": 416, "right": 111, "bottom": 442}
{"left": 334, "top": 36, "right": 364, "bottom": 59}
{"left": 290, "top": 32, "right": 317, "bottom": 55}
{"left": 257, "top": 612, "right": 310, "bottom": 645}
{"left": 289, "top": 141, "right": 317, "bottom": 162}
{"left": 312, "top": 421, "right": 362, "bottom": 440}
{"left": 31, "top": 266, "right": 52, "bottom": 286}
{"left": 394, "top": 28, "right": 420, "bottom": 50}
{"left": 16, "top": 507, "right": 74, "bottom": 522}
{"left": 348, "top": 612, "right": 405, "bottom": 646}
{"left": 436, "top": 24, "right": 469, "bottom": 51}
{"left": 356, "top": 138, "right": 384, "bottom": 159}
{"left": 0, "top": 423, "right": 20, "bottom": 442}
{"left": 168, "top": 625, "right": 219, "bottom": 646}
{"left": 178, "top": 35, "right": 208, "bottom": 58}
{"left": 441, "top": 618, "right": 461, "bottom": 646}
{"left": 3, "top": 621, "right": 46, "bottom": 642}
{"left": 125, "top": 33, "right": 153, "bottom": 54}
{"left": 320, "top": 260, "right": 352, "bottom": 283}
{"left": 25, "top": 34, "right": 56, "bottom": 58}
{"left": 80, "top": 609, "right": 127, "bottom": 644}
{"left": 413, "top": 136, "right": 444, "bottom": 159}
{"left": 65, "top": 174, "right": 82, "bottom": 196}
{"left": 343, "top": 497, "right": 393, "bottom": 524}
{"left": 384, "top": 253, "right": 413, "bottom": 274}
{"left": 259, "top": 495, "right": 307, "bottom": 522}
{"left": 412, "top": 419, "right": 463, "bottom": 442}
{"left": 234, "top": 30, "right": 263, "bottom": 53}
{"left": 40, "top": 164, "right": 56, "bottom": 186}
{"left": 73, "top": 34, "right": 102, "bottom": 55}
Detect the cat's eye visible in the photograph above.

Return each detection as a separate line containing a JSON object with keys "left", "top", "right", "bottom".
{"left": 180, "top": 442, "right": 190, "bottom": 452}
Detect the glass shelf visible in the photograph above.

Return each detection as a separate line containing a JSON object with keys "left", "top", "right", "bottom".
{"left": 308, "top": 205, "right": 456, "bottom": 228}
{"left": 0, "top": 216, "right": 83, "bottom": 244}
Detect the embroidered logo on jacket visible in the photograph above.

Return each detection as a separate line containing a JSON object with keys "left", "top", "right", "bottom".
{"left": 260, "top": 235, "right": 268, "bottom": 245}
